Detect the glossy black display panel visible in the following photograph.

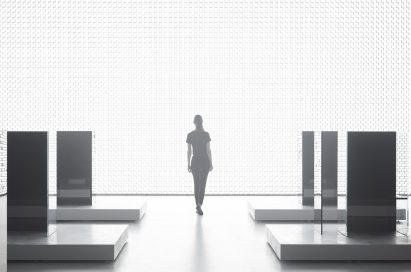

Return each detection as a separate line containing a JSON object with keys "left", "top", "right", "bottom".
{"left": 347, "top": 132, "right": 396, "bottom": 235}
{"left": 302, "top": 131, "right": 314, "bottom": 206}
{"left": 7, "top": 132, "right": 49, "bottom": 232}
{"left": 321, "top": 132, "right": 338, "bottom": 206}
{"left": 57, "top": 131, "right": 92, "bottom": 205}
{"left": 321, "top": 131, "right": 338, "bottom": 232}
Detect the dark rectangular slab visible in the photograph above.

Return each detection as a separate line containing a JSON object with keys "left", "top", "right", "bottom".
{"left": 7, "top": 132, "right": 49, "bottom": 232}
{"left": 321, "top": 132, "right": 338, "bottom": 231}
{"left": 302, "top": 131, "right": 314, "bottom": 206}
{"left": 57, "top": 131, "right": 92, "bottom": 206}
{"left": 347, "top": 132, "right": 396, "bottom": 235}
{"left": 321, "top": 132, "right": 337, "bottom": 206}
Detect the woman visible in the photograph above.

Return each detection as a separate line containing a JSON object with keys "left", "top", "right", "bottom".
{"left": 187, "top": 115, "right": 213, "bottom": 215}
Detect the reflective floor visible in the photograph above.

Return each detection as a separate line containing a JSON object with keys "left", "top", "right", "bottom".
{"left": 4, "top": 196, "right": 411, "bottom": 272}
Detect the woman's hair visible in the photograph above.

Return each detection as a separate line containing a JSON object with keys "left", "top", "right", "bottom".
{"left": 194, "top": 115, "right": 203, "bottom": 130}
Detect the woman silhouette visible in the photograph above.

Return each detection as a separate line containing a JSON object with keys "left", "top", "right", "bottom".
{"left": 187, "top": 115, "right": 213, "bottom": 215}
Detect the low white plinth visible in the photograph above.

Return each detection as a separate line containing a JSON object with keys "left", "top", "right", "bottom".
{"left": 248, "top": 196, "right": 406, "bottom": 221}
{"left": 50, "top": 196, "right": 147, "bottom": 221}
{"left": 266, "top": 224, "right": 411, "bottom": 261}
{"left": 8, "top": 224, "right": 128, "bottom": 261}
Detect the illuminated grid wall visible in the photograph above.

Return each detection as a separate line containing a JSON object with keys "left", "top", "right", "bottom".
{"left": 0, "top": 132, "right": 5, "bottom": 195}
{"left": 0, "top": 0, "right": 408, "bottom": 195}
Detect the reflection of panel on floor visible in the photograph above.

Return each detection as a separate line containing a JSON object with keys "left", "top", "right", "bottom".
{"left": 248, "top": 196, "right": 406, "bottom": 221}
{"left": 8, "top": 224, "right": 128, "bottom": 261}
{"left": 50, "top": 196, "right": 147, "bottom": 221}
{"left": 266, "top": 224, "right": 411, "bottom": 261}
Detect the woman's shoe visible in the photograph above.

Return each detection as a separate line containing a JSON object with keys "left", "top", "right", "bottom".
{"left": 196, "top": 206, "right": 203, "bottom": 215}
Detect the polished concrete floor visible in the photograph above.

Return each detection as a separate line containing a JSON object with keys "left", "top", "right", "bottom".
{"left": 4, "top": 196, "right": 411, "bottom": 272}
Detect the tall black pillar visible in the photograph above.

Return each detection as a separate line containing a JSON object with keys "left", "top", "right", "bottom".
{"left": 7, "top": 132, "right": 50, "bottom": 232}
{"left": 321, "top": 131, "right": 338, "bottom": 227}
{"left": 302, "top": 131, "right": 314, "bottom": 206}
{"left": 57, "top": 131, "right": 92, "bottom": 206}
{"left": 346, "top": 132, "right": 396, "bottom": 235}
{"left": 321, "top": 132, "right": 338, "bottom": 205}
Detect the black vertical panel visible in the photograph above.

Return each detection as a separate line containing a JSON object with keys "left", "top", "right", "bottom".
{"left": 7, "top": 132, "right": 48, "bottom": 232}
{"left": 321, "top": 132, "right": 338, "bottom": 231}
{"left": 57, "top": 131, "right": 92, "bottom": 205}
{"left": 321, "top": 132, "right": 338, "bottom": 206}
{"left": 302, "top": 131, "right": 314, "bottom": 206}
{"left": 347, "top": 132, "right": 396, "bottom": 235}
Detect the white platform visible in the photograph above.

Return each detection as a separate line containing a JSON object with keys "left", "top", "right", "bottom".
{"left": 248, "top": 196, "right": 406, "bottom": 221}
{"left": 50, "top": 196, "right": 147, "bottom": 221}
{"left": 8, "top": 224, "right": 128, "bottom": 261}
{"left": 266, "top": 224, "right": 411, "bottom": 261}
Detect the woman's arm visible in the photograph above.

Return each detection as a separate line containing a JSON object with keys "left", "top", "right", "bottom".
{"left": 206, "top": 142, "right": 213, "bottom": 171}
{"left": 187, "top": 143, "right": 192, "bottom": 172}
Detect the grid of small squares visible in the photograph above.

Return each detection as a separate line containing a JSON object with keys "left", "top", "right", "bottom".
{"left": 0, "top": 132, "right": 5, "bottom": 195}
{"left": 0, "top": 0, "right": 408, "bottom": 195}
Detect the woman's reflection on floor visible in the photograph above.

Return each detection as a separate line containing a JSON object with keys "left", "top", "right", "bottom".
{"left": 191, "top": 216, "right": 208, "bottom": 272}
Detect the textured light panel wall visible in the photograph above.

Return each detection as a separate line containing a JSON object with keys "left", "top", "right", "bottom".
{"left": 0, "top": 132, "right": 5, "bottom": 195}
{"left": 0, "top": 0, "right": 409, "bottom": 195}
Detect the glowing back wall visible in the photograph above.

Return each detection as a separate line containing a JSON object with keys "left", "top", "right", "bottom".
{"left": 0, "top": 0, "right": 408, "bottom": 194}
